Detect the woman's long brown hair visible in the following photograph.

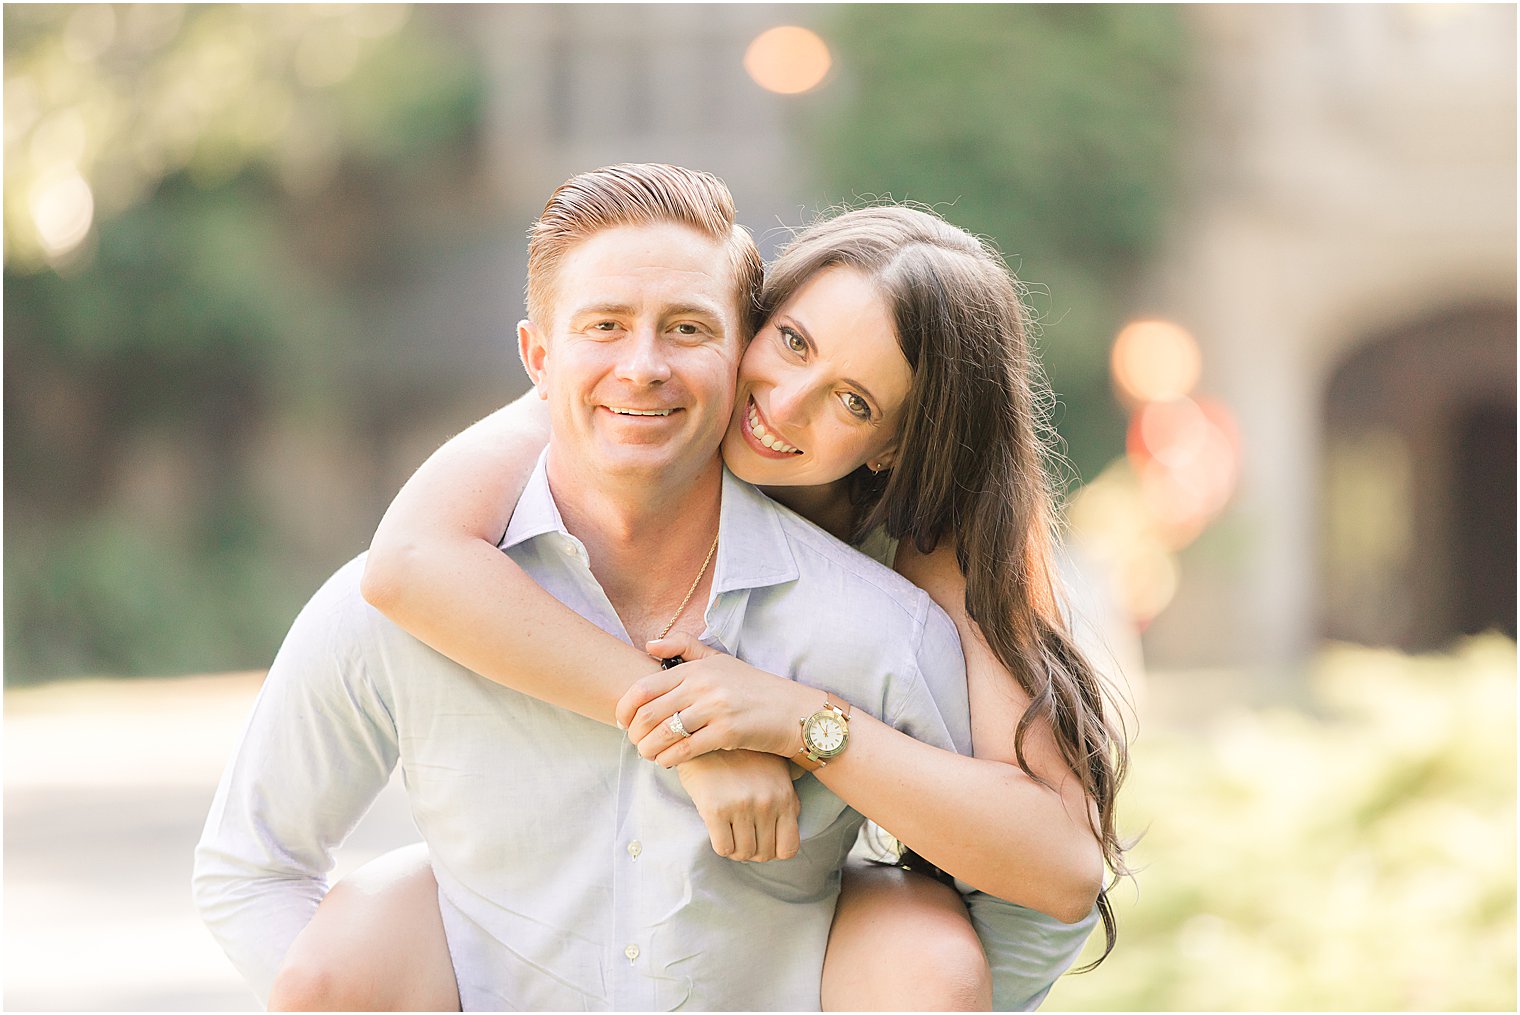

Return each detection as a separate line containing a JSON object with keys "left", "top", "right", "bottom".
{"left": 762, "top": 206, "right": 1132, "bottom": 966}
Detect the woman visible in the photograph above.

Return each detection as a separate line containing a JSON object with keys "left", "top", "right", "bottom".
{"left": 272, "top": 206, "right": 1129, "bottom": 1011}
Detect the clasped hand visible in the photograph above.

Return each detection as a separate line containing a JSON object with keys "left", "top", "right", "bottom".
{"left": 616, "top": 632, "right": 809, "bottom": 766}
{"left": 619, "top": 633, "right": 817, "bottom": 864}
{"left": 673, "top": 751, "right": 800, "bottom": 862}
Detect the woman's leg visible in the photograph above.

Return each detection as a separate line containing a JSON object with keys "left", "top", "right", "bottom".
{"left": 268, "top": 842, "right": 461, "bottom": 1012}
{"left": 821, "top": 861, "right": 992, "bottom": 1012}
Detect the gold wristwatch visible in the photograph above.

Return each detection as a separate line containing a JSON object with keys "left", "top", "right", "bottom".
{"left": 795, "top": 693, "right": 852, "bottom": 771}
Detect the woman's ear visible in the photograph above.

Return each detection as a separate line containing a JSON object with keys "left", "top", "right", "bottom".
{"left": 517, "top": 319, "right": 550, "bottom": 399}
{"left": 868, "top": 442, "right": 898, "bottom": 473}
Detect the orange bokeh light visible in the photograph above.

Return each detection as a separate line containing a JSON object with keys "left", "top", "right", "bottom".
{"left": 1125, "top": 396, "right": 1241, "bottom": 549}
{"left": 744, "top": 26, "right": 832, "bottom": 95}
{"left": 1111, "top": 319, "right": 1202, "bottom": 404}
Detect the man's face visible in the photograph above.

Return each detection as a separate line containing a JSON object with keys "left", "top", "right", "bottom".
{"left": 520, "top": 222, "right": 744, "bottom": 489}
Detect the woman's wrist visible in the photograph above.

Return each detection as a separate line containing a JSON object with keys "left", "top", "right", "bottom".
{"left": 773, "top": 681, "right": 826, "bottom": 758}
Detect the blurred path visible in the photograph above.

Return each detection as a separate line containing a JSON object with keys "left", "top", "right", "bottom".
{"left": 4, "top": 673, "right": 417, "bottom": 1012}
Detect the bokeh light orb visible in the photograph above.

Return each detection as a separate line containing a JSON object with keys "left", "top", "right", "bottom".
{"left": 744, "top": 26, "right": 831, "bottom": 95}
{"left": 1117, "top": 541, "right": 1180, "bottom": 624}
{"left": 29, "top": 169, "right": 94, "bottom": 258}
{"left": 1111, "top": 318, "right": 1202, "bottom": 404}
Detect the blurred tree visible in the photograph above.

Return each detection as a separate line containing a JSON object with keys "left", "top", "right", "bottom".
{"left": 4, "top": 5, "right": 485, "bottom": 682}
{"left": 804, "top": 5, "right": 1190, "bottom": 486}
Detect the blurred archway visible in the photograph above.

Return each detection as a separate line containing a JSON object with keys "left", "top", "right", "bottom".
{"left": 1320, "top": 303, "right": 1517, "bottom": 650}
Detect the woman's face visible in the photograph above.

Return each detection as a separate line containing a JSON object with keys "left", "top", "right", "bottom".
{"left": 722, "top": 265, "right": 913, "bottom": 488}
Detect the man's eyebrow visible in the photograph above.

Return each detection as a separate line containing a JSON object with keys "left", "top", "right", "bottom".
{"left": 665, "top": 302, "right": 725, "bottom": 322}
{"left": 568, "top": 302, "right": 637, "bottom": 319}
{"left": 566, "top": 302, "right": 726, "bottom": 321}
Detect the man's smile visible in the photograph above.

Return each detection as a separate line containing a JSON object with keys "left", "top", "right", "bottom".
{"left": 602, "top": 405, "right": 682, "bottom": 418}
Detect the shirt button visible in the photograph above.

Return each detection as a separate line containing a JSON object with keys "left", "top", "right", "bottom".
{"left": 626, "top": 840, "right": 642, "bottom": 859}
{"left": 625, "top": 943, "right": 640, "bottom": 962}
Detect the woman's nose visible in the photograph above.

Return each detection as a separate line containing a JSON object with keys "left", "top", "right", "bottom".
{"left": 767, "top": 377, "right": 812, "bottom": 424}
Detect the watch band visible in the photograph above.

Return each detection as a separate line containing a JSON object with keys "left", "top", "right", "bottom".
{"left": 794, "top": 693, "right": 852, "bottom": 772}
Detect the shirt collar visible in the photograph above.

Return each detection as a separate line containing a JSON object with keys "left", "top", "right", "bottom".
{"left": 711, "top": 466, "right": 799, "bottom": 594}
{"left": 500, "top": 450, "right": 799, "bottom": 595}
{"left": 499, "top": 449, "right": 567, "bottom": 550}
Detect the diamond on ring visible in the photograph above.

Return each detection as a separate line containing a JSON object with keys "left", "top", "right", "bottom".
{"left": 667, "top": 710, "right": 691, "bottom": 739}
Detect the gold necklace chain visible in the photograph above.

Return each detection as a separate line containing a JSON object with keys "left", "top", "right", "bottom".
{"left": 657, "top": 532, "right": 720, "bottom": 640}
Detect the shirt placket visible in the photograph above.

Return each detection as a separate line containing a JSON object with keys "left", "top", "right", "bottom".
{"left": 610, "top": 738, "right": 651, "bottom": 1010}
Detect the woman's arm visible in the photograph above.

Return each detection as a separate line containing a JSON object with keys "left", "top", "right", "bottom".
{"left": 361, "top": 393, "right": 799, "bottom": 862}
{"left": 616, "top": 541, "right": 1105, "bottom": 923}
{"left": 362, "top": 392, "right": 677, "bottom": 724}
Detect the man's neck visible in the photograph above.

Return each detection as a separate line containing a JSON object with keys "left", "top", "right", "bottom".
{"left": 547, "top": 449, "right": 725, "bottom": 646}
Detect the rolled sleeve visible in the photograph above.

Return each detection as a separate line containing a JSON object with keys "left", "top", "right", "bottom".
{"left": 887, "top": 592, "right": 973, "bottom": 757}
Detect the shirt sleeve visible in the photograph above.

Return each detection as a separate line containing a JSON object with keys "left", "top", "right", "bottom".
{"left": 887, "top": 592, "right": 973, "bottom": 757}
{"left": 192, "top": 558, "right": 400, "bottom": 1003}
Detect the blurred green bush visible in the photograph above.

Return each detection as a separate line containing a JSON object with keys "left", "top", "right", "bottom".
{"left": 1047, "top": 636, "right": 1516, "bottom": 1011}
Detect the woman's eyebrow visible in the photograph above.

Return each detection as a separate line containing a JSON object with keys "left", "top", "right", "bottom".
{"left": 786, "top": 314, "right": 884, "bottom": 409}
{"left": 842, "top": 374, "right": 882, "bottom": 409}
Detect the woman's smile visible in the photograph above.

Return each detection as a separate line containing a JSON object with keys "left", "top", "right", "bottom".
{"left": 741, "top": 397, "right": 804, "bottom": 457}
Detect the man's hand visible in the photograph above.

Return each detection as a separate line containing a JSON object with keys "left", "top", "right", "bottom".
{"left": 675, "top": 750, "right": 801, "bottom": 862}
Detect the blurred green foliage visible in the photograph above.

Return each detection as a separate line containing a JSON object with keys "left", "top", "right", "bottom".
{"left": 1047, "top": 636, "right": 1517, "bottom": 1011}
{"left": 808, "top": 5, "right": 1190, "bottom": 484}
{"left": 4, "top": 6, "right": 486, "bottom": 682}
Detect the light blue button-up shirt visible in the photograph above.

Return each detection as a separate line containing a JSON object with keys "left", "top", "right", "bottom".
{"left": 195, "top": 455, "right": 970, "bottom": 1010}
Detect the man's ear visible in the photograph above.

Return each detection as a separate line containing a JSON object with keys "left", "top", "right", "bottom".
{"left": 517, "top": 319, "right": 549, "bottom": 399}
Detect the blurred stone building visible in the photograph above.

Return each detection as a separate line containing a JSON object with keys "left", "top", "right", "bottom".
{"left": 1141, "top": 5, "right": 1516, "bottom": 677}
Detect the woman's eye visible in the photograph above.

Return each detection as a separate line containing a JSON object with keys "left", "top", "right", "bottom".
{"left": 780, "top": 327, "right": 806, "bottom": 355}
{"left": 842, "top": 393, "right": 872, "bottom": 420}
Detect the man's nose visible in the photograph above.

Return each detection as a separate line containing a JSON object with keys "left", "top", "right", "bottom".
{"left": 615, "top": 327, "right": 672, "bottom": 385}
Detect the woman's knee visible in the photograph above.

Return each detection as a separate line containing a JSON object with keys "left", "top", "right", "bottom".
{"left": 824, "top": 863, "right": 992, "bottom": 1011}
{"left": 901, "top": 923, "right": 993, "bottom": 1011}
{"left": 859, "top": 914, "right": 990, "bottom": 1011}
{"left": 268, "top": 954, "right": 363, "bottom": 1012}
{"left": 270, "top": 844, "right": 458, "bottom": 1012}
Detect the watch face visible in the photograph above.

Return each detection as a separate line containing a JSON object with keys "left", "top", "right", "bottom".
{"left": 806, "top": 714, "right": 847, "bottom": 755}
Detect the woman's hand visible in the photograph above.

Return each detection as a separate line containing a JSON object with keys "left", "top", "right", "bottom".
{"left": 675, "top": 751, "right": 801, "bottom": 862}
{"left": 616, "top": 633, "right": 815, "bottom": 767}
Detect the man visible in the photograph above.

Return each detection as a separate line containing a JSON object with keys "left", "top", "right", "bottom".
{"left": 194, "top": 164, "right": 970, "bottom": 1010}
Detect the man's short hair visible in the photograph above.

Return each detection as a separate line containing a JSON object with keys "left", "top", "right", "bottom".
{"left": 525, "top": 163, "right": 764, "bottom": 336}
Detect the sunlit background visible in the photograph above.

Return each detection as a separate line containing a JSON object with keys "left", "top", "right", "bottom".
{"left": 4, "top": 5, "right": 1514, "bottom": 1011}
